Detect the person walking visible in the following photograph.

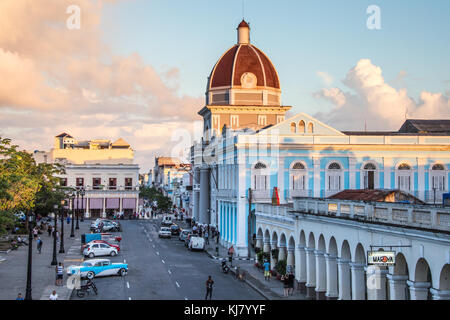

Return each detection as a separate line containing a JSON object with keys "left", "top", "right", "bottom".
{"left": 66, "top": 215, "right": 70, "bottom": 225}
{"left": 282, "top": 274, "right": 289, "bottom": 297}
{"left": 216, "top": 230, "right": 220, "bottom": 244}
{"left": 263, "top": 260, "right": 271, "bottom": 281}
{"left": 47, "top": 224, "right": 52, "bottom": 237}
{"left": 36, "top": 236, "right": 43, "bottom": 254}
{"left": 33, "top": 227, "right": 38, "bottom": 240}
{"left": 205, "top": 275, "right": 214, "bottom": 300}
{"left": 49, "top": 290, "right": 58, "bottom": 300}
{"left": 204, "top": 231, "right": 209, "bottom": 245}
{"left": 55, "top": 262, "right": 64, "bottom": 286}
{"left": 16, "top": 293, "right": 24, "bottom": 300}
{"left": 288, "top": 272, "right": 295, "bottom": 296}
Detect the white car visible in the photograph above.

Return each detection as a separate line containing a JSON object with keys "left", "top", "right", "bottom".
{"left": 188, "top": 236, "right": 205, "bottom": 251}
{"left": 158, "top": 227, "right": 172, "bottom": 238}
{"left": 67, "top": 258, "right": 128, "bottom": 279}
{"left": 161, "top": 216, "right": 173, "bottom": 226}
{"left": 83, "top": 242, "right": 118, "bottom": 258}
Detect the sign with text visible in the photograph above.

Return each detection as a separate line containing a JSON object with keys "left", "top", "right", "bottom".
{"left": 367, "top": 251, "right": 396, "bottom": 266}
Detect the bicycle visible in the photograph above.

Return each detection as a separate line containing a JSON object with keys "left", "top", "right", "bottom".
{"left": 76, "top": 280, "right": 98, "bottom": 298}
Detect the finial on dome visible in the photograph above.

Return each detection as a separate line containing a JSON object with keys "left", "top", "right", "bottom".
{"left": 237, "top": 20, "right": 250, "bottom": 45}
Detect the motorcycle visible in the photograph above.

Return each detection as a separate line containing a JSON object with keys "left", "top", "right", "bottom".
{"left": 221, "top": 260, "right": 230, "bottom": 274}
{"left": 76, "top": 280, "right": 98, "bottom": 298}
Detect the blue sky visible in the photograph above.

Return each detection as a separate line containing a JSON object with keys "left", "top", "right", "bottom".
{"left": 101, "top": 0, "right": 450, "bottom": 116}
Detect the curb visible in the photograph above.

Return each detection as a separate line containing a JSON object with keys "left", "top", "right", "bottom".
{"left": 205, "top": 249, "right": 270, "bottom": 300}
{"left": 0, "top": 249, "right": 11, "bottom": 254}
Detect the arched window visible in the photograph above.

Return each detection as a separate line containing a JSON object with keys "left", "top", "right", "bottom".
{"left": 290, "top": 122, "right": 296, "bottom": 133}
{"left": 327, "top": 162, "right": 341, "bottom": 191}
{"left": 431, "top": 163, "right": 445, "bottom": 191}
{"left": 290, "top": 162, "right": 306, "bottom": 190}
{"left": 307, "top": 122, "right": 314, "bottom": 133}
{"left": 363, "top": 163, "right": 377, "bottom": 189}
{"left": 253, "top": 162, "right": 268, "bottom": 190}
{"left": 298, "top": 120, "right": 305, "bottom": 133}
{"left": 397, "top": 163, "right": 411, "bottom": 191}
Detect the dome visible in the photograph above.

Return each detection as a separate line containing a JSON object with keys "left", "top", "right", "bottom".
{"left": 208, "top": 44, "right": 280, "bottom": 90}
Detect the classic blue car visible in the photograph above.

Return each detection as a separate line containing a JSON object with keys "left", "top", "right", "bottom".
{"left": 67, "top": 258, "right": 128, "bottom": 279}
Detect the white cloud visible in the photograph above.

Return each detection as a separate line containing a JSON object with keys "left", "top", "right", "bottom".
{"left": 316, "top": 71, "right": 333, "bottom": 85}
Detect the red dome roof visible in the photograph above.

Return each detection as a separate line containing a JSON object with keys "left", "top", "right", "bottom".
{"left": 238, "top": 20, "right": 250, "bottom": 28}
{"left": 209, "top": 44, "right": 280, "bottom": 90}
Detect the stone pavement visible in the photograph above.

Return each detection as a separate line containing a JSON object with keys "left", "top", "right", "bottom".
{"left": 175, "top": 219, "right": 307, "bottom": 300}
{"left": 0, "top": 219, "right": 90, "bottom": 300}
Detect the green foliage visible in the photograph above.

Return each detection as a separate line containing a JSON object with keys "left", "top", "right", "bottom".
{"left": 257, "top": 251, "right": 270, "bottom": 263}
{"left": 275, "top": 259, "right": 287, "bottom": 275}
{"left": 271, "top": 248, "right": 279, "bottom": 260}
{"left": 139, "top": 186, "right": 173, "bottom": 212}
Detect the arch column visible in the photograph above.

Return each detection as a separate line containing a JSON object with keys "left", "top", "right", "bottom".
{"left": 263, "top": 238, "right": 270, "bottom": 254}
{"left": 350, "top": 262, "right": 366, "bottom": 300}
{"left": 296, "top": 245, "right": 307, "bottom": 294}
{"left": 314, "top": 250, "right": 326, "bottom": 300}
{"left": 386, "top": 274, "right": 408, "bottom": 300}
{"left": 338, "top": 259, "right": 351, "bottom": 300}
{"left": 286, "top": 247, "right": 295, "bottom": 272}
{"left": 255, "top": 236, "right": 263, "bottom": 250}
{"left": 430, "top": 288, "right": 450, "bottom": 300}
{"left": 199, "top": 167, "right": 210, "bottom": 224}
{"left": 305, "top": 248, "right": 316, "bottom": 299}
{"left": 278, "top": 244, "right": 286, "bottom": 261}
{"left": 407, "top": 280, "right": 430, "bottom": 300}
{"left": 366, "top": 266, "right": 388, "bottom": 300}
{"left": 325, "top": 254, "right": 338, "bottom": 300}
{"left": 270, "top": 241, "right": 278, "bottom": 270}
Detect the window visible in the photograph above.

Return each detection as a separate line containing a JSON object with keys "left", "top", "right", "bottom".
{"left": 253, "top": 162, "right": 268, "bottom": 190}
{"left": 93, "top": 178, "right": 101, "bottom": 189}
{"left": 397, "top": 163, "right": 411, "bottom": 191}
{"left": 327, "top": 162, "right": 341, "bottom": 191}
{"left": 431, "top": 164, "right": 445, "bottom": 191}
{"left": 212, "top": 114, "right": 220, "bottom": 133}
{"left": 109, "top": 178, "right": 117, "bottom": 190}
{"left": 277, "top": 116, "right": 285, "bottom": 123}
{"left": 60, "top": 178, "right": 67, "bottom": 187}
{"left": 125, "top": 178, "right": 133, "bottom": 190}
{"left": 258, "top": 115, "right": 267, "bottom": 126}
{"left": 363, "top": 163, "right": 377, "bottom": 189}
{"left": 298, "top": 120, "right": 305, "bottom": 133}
{"left": 76, "top": 178, "right": 84, "bottom": 187}
{"left": 291, "top": 122, "right": 296, "bottom": 133}
{"left": 307, "top": 122, "right": 314, "bottom": 133}
{"left": 230, "top": 115, "right": 239, "bottom": 128}
{"left": 291, "top": 162, "right": 306, "bottom": 190}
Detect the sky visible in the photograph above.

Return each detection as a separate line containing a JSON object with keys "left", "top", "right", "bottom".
{"left": 0, "top": 0, "right": 449, "bottom": 172}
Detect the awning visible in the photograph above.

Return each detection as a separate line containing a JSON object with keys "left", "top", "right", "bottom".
{"left": 89, "top": 198, "right": 103, "bottom": 210}
{"left": 74, "top": 198, "right": 87, "bottom": 209}
{"left": 123, "top": 198, "right": 136, "bottom": 209}
{"left": 106, "top": 198, "right": 120, "bottom": 209}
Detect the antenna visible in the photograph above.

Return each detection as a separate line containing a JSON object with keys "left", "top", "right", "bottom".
{"left": 242, "top": 0, "right": 245, "bottom": 20}
{"left": 364, "top": 119, "right": 367, "bottom": 132}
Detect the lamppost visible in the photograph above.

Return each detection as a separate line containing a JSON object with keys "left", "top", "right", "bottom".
{"left": 247, "top": 188, "right": 253, "bottom": 259}
{"left": 70, "top": 192, "right": 75, "bottom": 237}
{"left": 25, "top": 211, "right": 35, "bottom": 300}
{"left": 75, "top": 188, "right": 80, "bottom": 230}
{"left": 80, "top": 187, "right": 85, "bottom": 222}
{"left": 51, "top": 205, "right": 58, "bottom": 265}
{"left": 59, "top": 200, "right": 65, "bottom": 254}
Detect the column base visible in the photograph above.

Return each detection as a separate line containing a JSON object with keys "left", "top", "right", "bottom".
{"left": 298, "top": 282, "right": 306, "bottom": 294}
{"left": 326, "top": 295, "right": 338, "bottom": 300}
{"left": 306, "top": 286, "right": 316, "bottom": 300}
{"left": 316, "top": 291, "right": 326, "bottom": 300}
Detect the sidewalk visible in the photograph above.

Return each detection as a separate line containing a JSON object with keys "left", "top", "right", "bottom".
{"left": 0, "top": 219, "right": 90, "bottom": 300}
{"left": 176, "top": 219, "right": 307, "bottom": 300}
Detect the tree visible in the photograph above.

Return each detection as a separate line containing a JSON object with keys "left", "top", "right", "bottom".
{"left": 139, "top": 186, "right": 172, "bottom": 212}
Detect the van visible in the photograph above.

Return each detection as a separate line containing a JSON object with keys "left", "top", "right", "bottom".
{"left": 161, "top": 216, "right": 173, "bottom": 226}
{"left": 188, "top": 236, "right": 205, "bottom": 251}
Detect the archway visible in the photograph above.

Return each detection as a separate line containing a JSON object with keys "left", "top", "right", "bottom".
{"left": 351, "top": 243, "right": 366, "bottom": 300}
{"left": 387, "top": 253, "right": 409, "bottom": 300}
{"left": 306, "top": 232, "right": 316, "bottom": 299}
{"left": 410, "top": 258, "right": 432, "bottom": 300}
{"left": 325, "top": 237, "right": 338, "bottom": 300}
{"left": 338, "top": 240, "right": 352, "bottom": 300}
{"left": 315, "top": 235, "right": 327, "bottom": 299}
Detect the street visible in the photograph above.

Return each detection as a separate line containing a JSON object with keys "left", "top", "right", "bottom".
{"left": 71, "top": 218, "right": 264, "bottom": 300}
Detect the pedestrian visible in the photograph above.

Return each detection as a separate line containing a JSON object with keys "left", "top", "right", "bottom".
{"left": 288, "top": 272, "right": 295, "bottom": 296}
{"left": 16, "top": 293, "right": 24, "bottom": 300}
{"left": 282, "top": 274, "right": 289, "bottom": 297}
{"left": 205, "top": 275, "right": 214, "bottom": 300}
{"left": 47, "top": 224, "right": 52, "bottom": 237}
{"left": 228, "top": 245, "right": 234, "bottom": 266}
{"left": 204, "top": 231, "right": 209, "bottom": 245}
{"left": 36, "top": 236, "right": 43, "bottom": 254}
{"left": 263, "top": 260, "right": 271, "bottom": 281}
{"left": 216, "top": 230, "right": 220, "bottom": 244}
{"left": 49, "top": 290, "right": 58, "bottom": 300}
{"left": 33, "top": 227, "right": 38, "bottom": 240}
{"left": 55, "top": 262, "right": 64, "bottom": 286}
{"left": 66, "top": 215, "right": 70, "bottom": 225}
{"left": 17, "top": 236, "right": 28, "bottom": 246}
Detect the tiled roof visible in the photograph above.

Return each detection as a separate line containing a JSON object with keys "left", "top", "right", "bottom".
{"left": 329, "top": 189, "right": 393, "bottom": 201}
{"left": 399, "top": 119, "right": 450, "bottom": 133}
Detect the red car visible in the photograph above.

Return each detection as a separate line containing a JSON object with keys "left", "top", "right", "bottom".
{"left": 81, "top": 240, "right": 120, "bottom": 253}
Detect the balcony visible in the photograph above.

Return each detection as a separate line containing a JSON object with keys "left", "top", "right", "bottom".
{"left": 289, "top": 189, "right": 309, "bottom": 198}
{"left": 252, "top": 189, "right": 271, "bottom": 203}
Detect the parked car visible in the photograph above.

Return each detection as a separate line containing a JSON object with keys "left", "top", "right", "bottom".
{"left": 158, "top": 227, "right": 172, "bottom": 239}
{"left": 179, "top": 229, "right": 191, "bottom": 242}
{"left": 161, "top": 216, "right": 173, "bottom": 226}
{"left": 184, "top": 233, "right": 194, "bottom": 247}
{"left": 101, "top": 220, "right": 121, "bottom": 232}
{"left": 187, "top": 236, "right": 205, "bottom": 251}
{"left": 170, "top": 224, "right": 181, "bottom": 236}
{"left": 82, "top": 233, "right": 122, "bottom": 245}
{"left": 83, "top": 242, "right": 118, "bottom": 258}
{"left": 81, "top": 240, "right": 120, "bottom": 254}
{"left": 67, "top": 258, "right": 127, "bottom": 279}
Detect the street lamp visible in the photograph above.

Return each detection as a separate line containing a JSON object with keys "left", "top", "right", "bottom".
{"left": 51, "top": 205, "right": 58, "bottom": 266}
{"left": 25, "top": 211, "right": 35, "bottom": 300}
{"left": 59, "top": 200, "right": 65, "bottom": 254}
{"left": 70, "top": 192, "right": 75, "bottom": 237}
{"left": 80, "top": 187, "right": 85, "bottom": 222}
{"left": 75, "top": 189, "right": 80, "bottom": 230}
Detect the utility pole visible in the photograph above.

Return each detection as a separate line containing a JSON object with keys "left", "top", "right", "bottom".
{"left": 247, "top": 188, "right": 252, "bottom": 258}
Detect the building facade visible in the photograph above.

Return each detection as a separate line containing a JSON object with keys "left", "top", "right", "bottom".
{"left": 34, "top": 132, "right": 140, "bottom": 218}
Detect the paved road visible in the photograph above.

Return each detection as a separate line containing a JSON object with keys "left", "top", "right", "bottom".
{"left": 71, "top": 219, "right": 263, "bottom": 300}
